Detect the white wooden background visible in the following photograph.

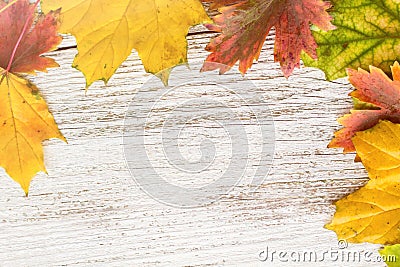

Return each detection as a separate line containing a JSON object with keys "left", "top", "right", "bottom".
{"left": 0, "top": 26, "right": 386, "bottom": 266}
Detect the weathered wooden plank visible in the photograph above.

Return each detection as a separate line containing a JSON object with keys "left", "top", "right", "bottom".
{"left": 0, "top": 27, "right": 384, "bottom": 266}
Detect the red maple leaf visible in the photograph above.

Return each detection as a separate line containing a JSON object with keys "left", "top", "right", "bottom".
{"left": 0, "top": 0, "right": 61, "bottom": 74}
{"left": 329, "top": 62, "right": 400, "bottom": 153}
{"left": 202, "top": 0, "right": 335, "bottom": 77}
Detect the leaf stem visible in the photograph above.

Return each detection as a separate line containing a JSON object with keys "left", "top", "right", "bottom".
{"left": 6, "top": 0, "right": 41, "bottom": 72}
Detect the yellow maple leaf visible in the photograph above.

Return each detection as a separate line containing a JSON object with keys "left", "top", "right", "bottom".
{"left": 0, "top": 0, "right": 65, "bottom": 195}
{"left": 0, "top": 72, "right": 65, "bottom": 195}
{"left": 42, "top": 0, "right": 211, "bottom": 87}
{"left": 326, "top": 120, "right": 400, "bottom": 244}
{"left": 352, "top": 120, "right": 400, "bottom": 183}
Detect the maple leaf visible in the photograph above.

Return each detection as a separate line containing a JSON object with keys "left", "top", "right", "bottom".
{"left": 303, "top": 0, "right": 400, "bottom": 80}
{"left": 352, "top": 120, "right": 400, "bottom": 183}
{"left": 326, "top": 121, "right": 400, "bottom": 245}
{"left": 201, "top": 0, "right": 335, "bottom": 77}
{"left": 0, "top": 0, "right": 65, "bottom": 194}
{"left": 326, "top": 179, "right": 400, "bottom": 244}
{"left": 380, "top": 244, "right": 400, "bottom": 267}
{"left": 329, "top": 62, "right": 400, "bottom": 153}
{"left": 0, "top": 0, "right": 61, "bottom": 73}
{"left": 41, "top": 0, "right": 210, "bottom": 87}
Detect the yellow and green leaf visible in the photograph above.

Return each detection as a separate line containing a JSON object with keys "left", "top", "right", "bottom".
{"left": 303, "top": 0, "right": 400, "bottom": 80}
{"left": 380, "top": 244, "right": 400, "bottom": 267}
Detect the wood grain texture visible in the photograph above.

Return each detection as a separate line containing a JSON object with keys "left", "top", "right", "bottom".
{"left": 0, "top": 27, "right": 385, "bottom": 266}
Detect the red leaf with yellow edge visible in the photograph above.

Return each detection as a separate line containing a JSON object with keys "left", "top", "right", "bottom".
{"left": 201, "top": 0, "right": 335, "bottom": 77}
{"left": 329, "top": 62, "right": 400, "bottom": 153}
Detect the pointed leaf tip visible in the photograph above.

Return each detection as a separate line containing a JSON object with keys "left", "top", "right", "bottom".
{"left": 0, "top": 73, "right": 65, "bottom": 194}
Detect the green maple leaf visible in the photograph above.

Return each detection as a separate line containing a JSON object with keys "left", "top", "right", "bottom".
{"left": 303, "top": 0, "right": 400, "bottom": 80}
